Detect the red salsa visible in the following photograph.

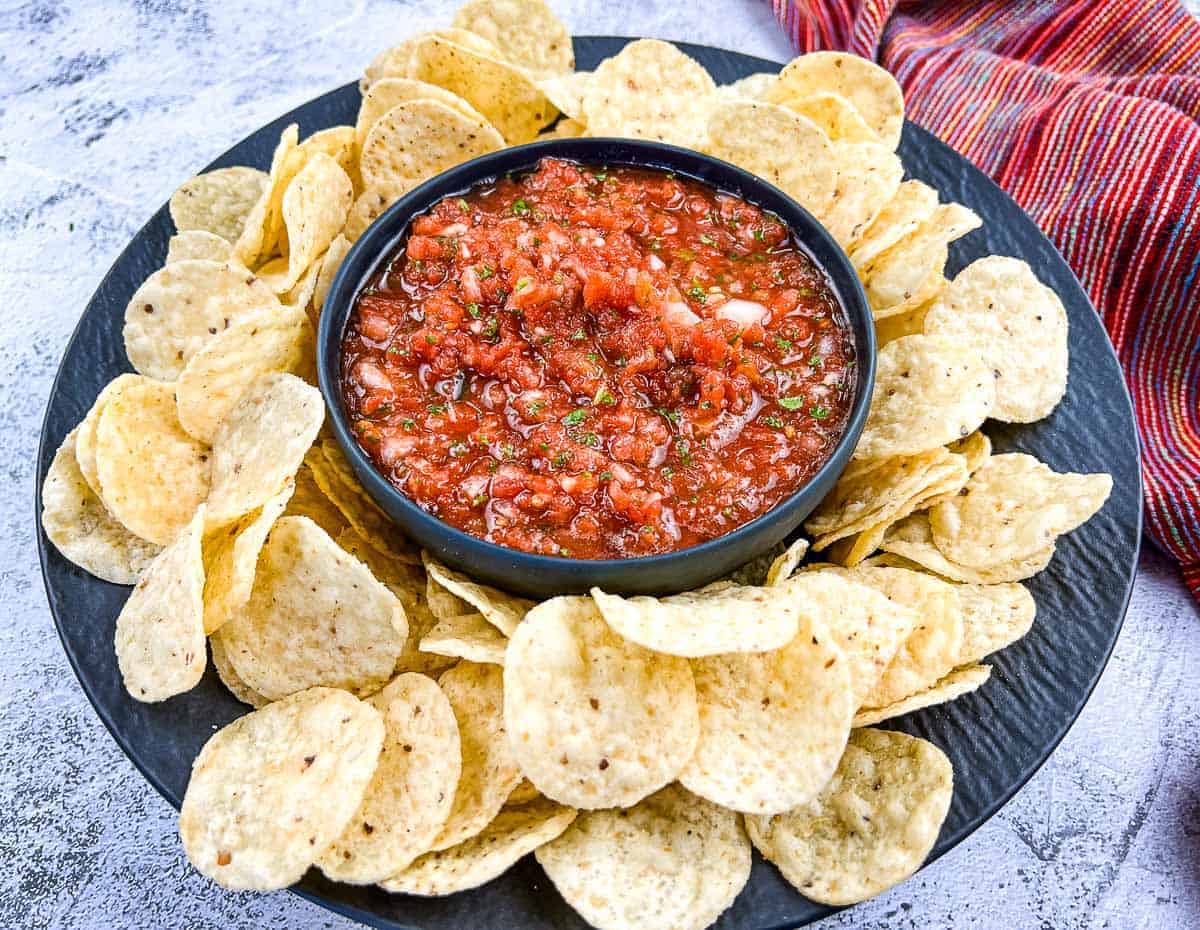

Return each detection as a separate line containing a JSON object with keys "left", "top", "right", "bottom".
{"left": 341, "top": 158, "right": 855, "bottom": 559}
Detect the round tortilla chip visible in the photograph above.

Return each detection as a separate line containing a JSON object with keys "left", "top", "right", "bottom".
{"left": 767, "top": 52, "right": 904, "bottom": 149}
{"left": 166, "top": 229, "right": 233, "bottom": 264}
{"left": 319, "top": 674, "right": 462, "bottom": 884}
{"left": 280, "top": 153, "right": 354, "bottom": 292}
{"left": 208, "top": 631, "right": 269, "bottom": 708}
{"left": 536, "top": 71, "right": 592, "bottom": 121}
{"left": 201, "top": 479, "right": 293, "bottom": 635}
{"left": 175, "top": 305, "right": 310, "bottom": 443}
{"left": 583, "top": 39, "right": 717, "bottom": 147}
{"left": 205, "top": 372, "right": 324, "bottom": 529}
{"left": 954, "top": 580, "right": 1036, "bottom": 665}
{"left": 784, "top": 569, "right": 918, "bottom": 709}
{"left": 122, "top": 259, "right": 283, "bottom": 381}
{"left": 589, "top": 583, "right": 801, "bottom": 657}
{"left": 431, "top": 662, "right": 524, "bottom": 850}
{"left": 854, "top": 334, "right": 995, "bottom": 461}
{"left": 284, "top": 463, "right": 349, "bottom": 538}
{"left": 452, "top": 0, "right": 574, "bottom": 78}
{"left": 704, "top": 99, "right": 836, "bottom": 219}
{"left": 296, "top": 125, "right": 359, "bottom": 192}
{"left": 232, "top": 124, "right": 299, "bottom": 268}
{"left": 819, "top": 140, "right": 904, "bottom": 248}
{"left": 922, "top": 255, "right": 1069, "bottom": 423}
{"left": 74, "top": 373, "right": 144, "bottom": 498}
{"left": 219, "top": 516, "right": 407, "bottom": 700}
{"left": 179, "top": 687, "right": 384, "bottom": 891}
{"left": 114, "top": 505, "right": 206, "bottom": 702}
{"left": 362, "top": 28, "right": 503, "bottom": 91}
{"left": 355, "top": 77, "right": 490, "bottom": 153}
{"left": 342, "top": 187, "right": 405, "bottom": 243}
{"left": 420, "top": 612, "right": 508, "bottom": 666}
{"left": 928, "top": 452, "right": 1112, "bottom": 568}
{"left": 848, "top": 179, "right": 939, "bottom": 270}
{"left": 380, "top": 797, "right": 576, "bottom": 896}
{"left": 719, "top": 72, "right": 778, "bottom": 100}
{"left": 862, "top": 202, "right": 981, "bottom": 315}
{"left": 536, "top": 783, "right": 751, "bottom": 930}
{"left": 313, "top": 234, "right": 352, "bottom": 313}
{"left": 880, "top": 513, "right": 1055, "bottom": 583}
{"left": 680, "top": 613, "right": 855, "bottom": 814}
{"left": 746, "top": 728, "right": 952, "bottom": 906}
{"left": 94, "top": 377, "right": 211, "bottom": 546}
{"left": 406, "top": 35, "right": 554, "bottom": 144}
{"left": 360, "top": 98, "right": 505, "bottom": 194}
{"left": 423, "top": 554, "right": 533, "bottom": 636}
{"left": 42, "top": 427, "right": 161, "bottom": 584}
{"left": 169, "top": 166, "right": 267, "bottom": 243}
{"left": 503, "top": 596, "right": 699, "bottom": 809}
{"left": 779, "top": 91, "right": 878, "bottom": 143}
{"left": 853, "top": 664, "right": 991, "bottom": 727}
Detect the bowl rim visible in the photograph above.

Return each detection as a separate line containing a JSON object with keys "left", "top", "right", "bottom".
{"left": 318, "top": 136, "right": 876, "bottom": 579}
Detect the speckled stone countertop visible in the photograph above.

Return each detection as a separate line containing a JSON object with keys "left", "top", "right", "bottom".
{"left": 3, "top": 1, "right": 1199, "bottom": 927}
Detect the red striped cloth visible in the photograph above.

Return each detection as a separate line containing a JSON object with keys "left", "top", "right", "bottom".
{"left": 769, "top": 0, "right": 1200, "bottom": 600}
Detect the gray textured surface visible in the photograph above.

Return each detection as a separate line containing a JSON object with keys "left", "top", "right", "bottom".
{"left": 3, "top": 1, "right": 1199, "bottom": 928}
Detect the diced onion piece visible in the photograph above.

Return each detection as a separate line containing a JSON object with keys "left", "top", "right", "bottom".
{"left": 715, "top": 298, "right": 769, "bottom": 327}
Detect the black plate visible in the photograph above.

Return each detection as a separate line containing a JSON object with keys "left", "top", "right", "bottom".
{"left": 36, "top": 38, "right": 1141, "bottom": 930}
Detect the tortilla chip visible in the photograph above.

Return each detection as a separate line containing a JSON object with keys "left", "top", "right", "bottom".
{"left": 853, "top": 664, "right": 991, "bottom": 727}
{"left": 704, "top": 99, "right": 836, "bottom": 219}
{"left": 313, "top": 234, "right": 352, "bottom": 313}
{"left": 536, "top": 70, "right": 592, "bottom": 121}
{"left": 233, "top": 124, "right": 300, "bottom": 268}
{"left": 719, "top": 72, "right": 778, "bottom": 100}
{"left": 423, "top": 554, "right": 533, "bottom": 636}
{"left": 406, "top": 35, "right": 554, "bottom": 144}
{"left": 94, "top": 377, "right": 211, "bottom": 545}
{"left": 166, "top": 229, "right": 233, "bottom": 264}
{"left": 381, "top": 797, "right": 576, "bottom": 895}
{"left": 929, "top": 452, "right": 1111, "bottom": 568}
{"left": 766, "top": 537, "right": 810, "bottom": 586}
{"left": 205, "top": 372, "right": 323, "bottom": 529}
{"left": 954, "top": 581, "right": 1036, "bottom": 665}
{"left": 279, "top": 153, "right": 353, "bottom": 291}
{"left": 169, "top": 165, "right": 268, "bottom": 243}
{"left": 503, "top": 596, "right": 698, "bottom": 809}
{"left": 452, "top": 0, "right": 574, "bottom": 78}
{"left": 201, "top": 480, "right": 293, "bottom": 635}
{"left": 319, "top": 673, "right": 462, "bottom": 884}
{"left": 218, "top": 516, "right": 406, "bottom": 700}
{"left": 420, "top": 612, "right": 508, "bottom": 666}
{"left": 746, "top": 728, "right": 952, "bottom": 905}
{"left": 356, "top": 77, "right": 490, "bottom": 154}
{"left": 853, "top": 334, "right": 995, "bottom": 461}
{"left": 296, "top": 125, "right": 359, "bottom": 192}
{"left": 122, "top": 259, "right": 282, "bottom": 381}
{"left": 818, "top": 141, "right": 904, "bottom": 248}
{"left": 880, "top": 513, "right": 1055, "bottom": 583}
{"left": 283, "top": 463, "right": 349, "bottom": 537}
{"left": 179, "top": 687, "right": 384, "bottom": 890}
{"left": 342, "top": 187, "right": 403, "bottom": 243}
{"left": 362, "top": 28, "right": 504, "bottom": 90}
{"left": 536, "top": 783, "right": 751, "bottom": 930}
{"left": 766, "top": 52, "right": 905, "bottom": 149}
{"left": 680, "top": 612, "right": 854, "bottom": 814}
{"left": 862, "top": 203, "right": 981, "bottom": 316}
{"left": 779, "top": 91, "right": 878, "bottom": 143}
{"left": 590, "top": 582, "right": 801, "bottom": 657}
{"left": 360, "top": 98, "right": 506, "bottom": 195}
{"left": 923, "top": 256, "right": 1069, "bottom": 422}
{"left": 208, "top": 631, "right": 269, "bottom": 708}
{"left": 848, "top": 179, "right": 939, "bottom": 269}
{"left": 583, "top": 39, "right": 717, "bottom": 147}
{"left": 42, "top": 427, "right": 161, "bottom": 584}
{"left": 74, "top": 373, "right": 144, "bottom": 498}
{"left": 114, "top": 505, "right": 206, "bottom": 702}
{"left": 787, "top": 570, "right": 918, "bottom": 707}
{"left": 175, "top": 305, "right": 310, "bottom": 444}
{"left": 431, "top": 662, "right": 524, "bottom": 850}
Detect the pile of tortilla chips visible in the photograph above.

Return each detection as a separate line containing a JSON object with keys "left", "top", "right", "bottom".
{"left": 41, "top": 1, "right": 1115, "bottom": 927}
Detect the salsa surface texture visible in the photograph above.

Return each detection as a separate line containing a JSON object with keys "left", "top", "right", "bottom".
{"left": 341, "top": 157, "right": 855, "bottom": 559}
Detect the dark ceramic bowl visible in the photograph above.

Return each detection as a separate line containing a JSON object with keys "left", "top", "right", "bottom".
{"left": 318, "top": 138, "right": 875, "bottom": 596}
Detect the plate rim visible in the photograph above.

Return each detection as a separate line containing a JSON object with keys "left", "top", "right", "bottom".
{"left": 34, "top": 35, "right": 1144, "bottom": 930}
